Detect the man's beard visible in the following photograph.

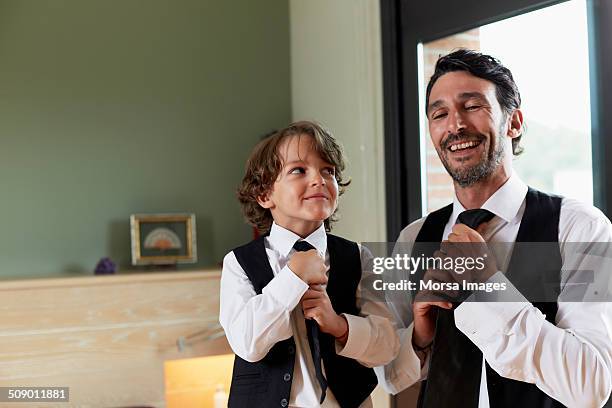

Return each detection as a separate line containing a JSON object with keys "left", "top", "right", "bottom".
{"left": 437, "top": 129, "right": 505, "bottom": 188}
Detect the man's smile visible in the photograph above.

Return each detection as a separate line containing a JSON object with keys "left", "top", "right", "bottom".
{"left": 448, "top": 139, "right": 482, "bottom": 152}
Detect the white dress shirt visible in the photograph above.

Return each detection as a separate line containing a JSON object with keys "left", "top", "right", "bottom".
{"left": 220, "top": 222, "right": 399, "bottom": 408}
{"left": 376, "top": 173, "right": 612, "bottom": 407}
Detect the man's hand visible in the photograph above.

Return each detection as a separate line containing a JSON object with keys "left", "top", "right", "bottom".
{"left": 412, "top": 298, "right": 452, "bottom": 349}
{"left": 301, "top": 286, "right": 348, "bottom": 343}
{"left": 420, "top": 266, "right": 461, "bottom": 302}
{"left": 440, "top": 223, "right": 498, "bottom": 283}
{"left": 411, "top": 223, "right": 492, "bottom": 350}
{"left": 288, "top": 250, "right": 328, "bottom": 285}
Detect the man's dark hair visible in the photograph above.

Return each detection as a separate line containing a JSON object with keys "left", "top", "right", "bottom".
{"left": 426, "top": 49, "right": 524, "bottom": 155}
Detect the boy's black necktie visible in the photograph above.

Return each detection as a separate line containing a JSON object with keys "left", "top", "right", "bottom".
{"left": 293, "top": 240, "right": 328, "bottom": 403}
{"left": 424, "top": 208, "right": 495, "bottom": 406}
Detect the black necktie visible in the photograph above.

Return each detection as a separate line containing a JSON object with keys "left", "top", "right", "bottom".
{"left": 457, "top": 208, "right": 495, "bottom": 229}
{"left": 293, "top": 240, "right": 328, "bottom": 403}
{"left": 422, "top": 209, "right": 496, "bottom": 407}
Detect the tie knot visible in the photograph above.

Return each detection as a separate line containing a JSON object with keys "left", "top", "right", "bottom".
{"left": 293, "top": 240, "right": 315, "bottom": 252}
{"left": 457, "top": 209, "right": 495, "bottom": 229}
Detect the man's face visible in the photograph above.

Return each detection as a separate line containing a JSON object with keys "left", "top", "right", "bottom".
{"left": 427, "top": 71, "right": 510, "bottom": 187}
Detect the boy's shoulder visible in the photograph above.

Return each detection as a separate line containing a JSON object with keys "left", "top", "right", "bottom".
{"left": 230, "top": 235, "right": 267, "bottom": 257}
{"left": 326, "top": 232, "right": 358, "bottom": 247}
{"left": 326, "top": 234, "right": 361, "bottom": 260}
{"left": 228, "top": 233, "right": 359, "bottom": 256}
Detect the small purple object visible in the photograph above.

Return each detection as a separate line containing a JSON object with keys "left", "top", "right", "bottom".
{"left": 94, "top": 257, "right": 117, "bottom": 275}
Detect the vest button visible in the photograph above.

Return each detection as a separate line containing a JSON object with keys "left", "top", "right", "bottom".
{"left": 283, "top": 373, "right": 291, "bottom": 381}
{"left": 288, "top": 345, "right": 295, "bottom": 354}
{"left": 280, "top": 398, "right": 288, "bottom": 407}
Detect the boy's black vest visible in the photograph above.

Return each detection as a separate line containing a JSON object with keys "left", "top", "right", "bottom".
{"left": 228, "top": 234, "right": 377, "bottom": 408}
{"left": 414, "top": 188, "right": 566, "bottom": 408}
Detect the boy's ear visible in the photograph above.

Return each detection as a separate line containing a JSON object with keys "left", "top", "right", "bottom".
{"left": 256, "top": 193, "right": 275, "bottom": 209}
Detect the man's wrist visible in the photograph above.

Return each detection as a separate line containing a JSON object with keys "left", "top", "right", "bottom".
{"left": 412, "top": 336, "right": 432, "bottom": 366}
{"left": 334, "top": 314, "right": 349, "bottom": 344}
{"left": 412, "top": 336, "right": 432, "bottom": 352}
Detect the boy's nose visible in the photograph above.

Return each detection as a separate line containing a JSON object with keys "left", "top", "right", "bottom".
{"left": 310, "top": 172, "right": 325, "bottom": 186}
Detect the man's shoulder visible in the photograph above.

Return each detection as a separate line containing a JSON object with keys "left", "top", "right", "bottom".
{"left": 560, "top": 197, "right": 609, "bottom": 223}
{"left": 396, "top": 202, "right": 454, "bottom": 242}
{"left": 559, "top": 197, "right": 612, "bottom": 241}
{"left": 396, "top": 217, "right": 427, "bottom": 243}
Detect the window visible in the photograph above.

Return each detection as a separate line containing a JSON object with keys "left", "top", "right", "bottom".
{"left": 419, "top": 0, "right": 593, "bottom": 214}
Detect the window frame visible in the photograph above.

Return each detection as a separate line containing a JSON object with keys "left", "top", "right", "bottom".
{"left": 381, "top": 0, "right": 612, "bottom": 241}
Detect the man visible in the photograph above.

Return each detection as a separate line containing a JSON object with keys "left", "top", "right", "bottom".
{"left": 376, "top": 49, "right": 612, "bottom": 407}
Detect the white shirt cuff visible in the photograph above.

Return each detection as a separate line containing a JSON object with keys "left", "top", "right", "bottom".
{"left": 455, "top": 301, "right": 537, "bottom": 344}
{"left": 396, "top": 324, "right": 428, "bottom": 383}
{"left": 466, "top": 271, "right": 528, "bottom": 302}
{"left": 335, "top": 313, "right": 370, "bottom": 358}
{"left": 455, "top": 272, "right": 537, "bottom": 343}
{"left": 262, "top": 265, "right": 308, "bottom": 311}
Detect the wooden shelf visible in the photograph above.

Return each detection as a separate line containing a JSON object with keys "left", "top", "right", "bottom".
{"left": 0, "top": 269, "right": 220, "bottom": 290}
{"left": 0, "top": 268, "right": 229, "bottom": 407}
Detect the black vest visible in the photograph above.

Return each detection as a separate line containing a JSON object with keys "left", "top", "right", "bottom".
{"left": 414, "top": 188, "right": 566, "bottom": 408}
{"left": 228, "top": 234, "right": 378, "bottom": 408}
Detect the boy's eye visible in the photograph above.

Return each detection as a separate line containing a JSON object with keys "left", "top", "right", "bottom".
{"left": 289, "top": 167, "right": 305, "bottom": 174}
{"left": 322, "top": 167, "right": 336, "bottom": 176}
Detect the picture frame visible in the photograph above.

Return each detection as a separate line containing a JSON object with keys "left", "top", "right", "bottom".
{"left": 130, "top": 213, "right": 197, "bottom": 266}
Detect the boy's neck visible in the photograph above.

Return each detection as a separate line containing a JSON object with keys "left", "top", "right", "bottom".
{"left": 275, "top": 220, "right": 324, "bottom": 239}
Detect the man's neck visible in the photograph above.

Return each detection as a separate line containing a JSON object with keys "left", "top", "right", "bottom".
{"left": 454, "top": 168, "right": 512, "bottom": 209}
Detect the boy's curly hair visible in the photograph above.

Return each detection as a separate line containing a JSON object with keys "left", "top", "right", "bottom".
{"left": 237, "top": 121, "right": 350, "bottom": 234}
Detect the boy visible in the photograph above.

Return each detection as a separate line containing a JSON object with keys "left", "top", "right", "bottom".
{"left": 219, "top": 121, "right": 399, "bottom": 407}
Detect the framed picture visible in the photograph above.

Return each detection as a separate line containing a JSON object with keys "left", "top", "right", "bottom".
{"left": 130, "top": 213, "right": 197, "bottom": 266}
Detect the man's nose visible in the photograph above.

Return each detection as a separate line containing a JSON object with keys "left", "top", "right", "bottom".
{"left": 447, "top": 110, "right": 467, "bottom": 135}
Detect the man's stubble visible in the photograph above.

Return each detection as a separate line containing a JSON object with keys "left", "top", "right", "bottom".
{"left": 436, "top": 123, "right": 506, "bottom": 188}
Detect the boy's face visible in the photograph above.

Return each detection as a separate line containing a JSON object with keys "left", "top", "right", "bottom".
{"left": 258, "top": 134, "right": 339, "bottom": 237}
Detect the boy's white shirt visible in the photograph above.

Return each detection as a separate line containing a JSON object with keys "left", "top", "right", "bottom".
{"left": 219, "top": 222, "right": 400, "bottom": 408}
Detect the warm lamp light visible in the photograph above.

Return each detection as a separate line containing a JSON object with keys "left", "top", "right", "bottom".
{"left": 165, "top": 354, "right": 234, "bottom": 408}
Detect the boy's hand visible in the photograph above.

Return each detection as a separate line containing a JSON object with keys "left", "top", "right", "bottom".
{"left": 301, "top": 286, "right": 348, "bottom": 343}
{"left": 288, "top": 250, "right": 328, "bottom": 285}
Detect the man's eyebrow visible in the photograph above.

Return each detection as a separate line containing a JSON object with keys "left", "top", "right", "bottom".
{"left": 428, "top": 92, "right": 489, "bottom": 115}
{"left": 458, "top": 91, "right": 487, "bottom": 101}
{"left": 427, "top": 100, "right": 445, "bottom": 115}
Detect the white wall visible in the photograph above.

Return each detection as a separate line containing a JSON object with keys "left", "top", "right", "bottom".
{"left": 290, "top": 1, "right": 389, "bottom": 407}
{"left": 290, "top": 0, "right": 387, "bottom": 243}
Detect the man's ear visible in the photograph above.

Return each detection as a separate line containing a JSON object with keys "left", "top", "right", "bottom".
{"left": 507, "top": 109, "right": 524, "bottom": 139}
{"left": 257, "top": 193, "right": 274, "bottom": 209}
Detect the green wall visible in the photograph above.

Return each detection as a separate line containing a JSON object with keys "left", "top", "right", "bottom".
{"left": 0, "top": 0, "right": 291, "bottom": 279}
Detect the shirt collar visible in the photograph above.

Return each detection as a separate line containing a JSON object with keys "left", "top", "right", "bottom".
{"left": 268, "top": 222, "right": 327, "bottom": 258}
{"left": 450, "top": 172, "right": 528, "bottom": 224}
